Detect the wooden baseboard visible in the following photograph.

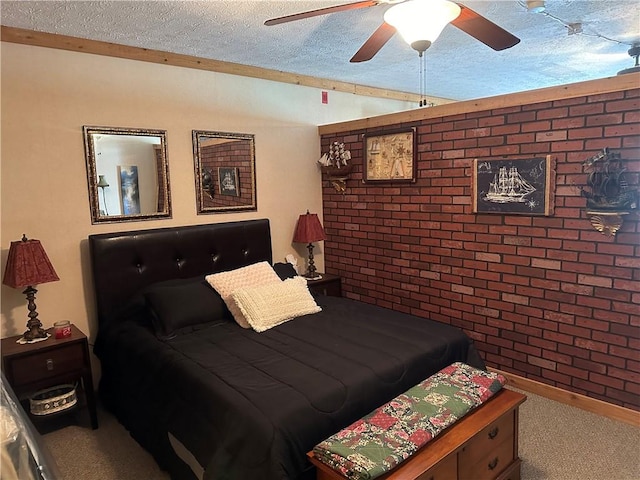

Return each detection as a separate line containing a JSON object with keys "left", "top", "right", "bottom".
{"left": 489, "top": 368, "right": 640, "bottom": 427}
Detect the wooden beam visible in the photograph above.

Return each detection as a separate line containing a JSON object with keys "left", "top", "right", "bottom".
{"left": 319, "top": 73, "right": 640, "bottom": 134}
{"left": 1, "top": 25, "right": 437, "bottom": 104}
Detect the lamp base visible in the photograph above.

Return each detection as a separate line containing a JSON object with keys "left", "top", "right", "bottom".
{"left": 23, "top": 325, "right": 48, "bottom": 342}
{"left": 304, "top": 243, "right": 321, "bottom": 280}
{"left": 22, "top": 285, "right": 49, "bottom": 342}
{"left": 303, "top": 273, "right": 322, "bottom": 281}
{"left": 17, "top": 333, "right": 51, "bottom": 345}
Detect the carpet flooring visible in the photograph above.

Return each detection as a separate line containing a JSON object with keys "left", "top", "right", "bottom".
{"left": 40, "top": 387, "right": 640, "bottom": 480}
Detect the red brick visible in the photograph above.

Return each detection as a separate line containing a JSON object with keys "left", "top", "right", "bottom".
{"left": 589, "top": 372, "right": 624, "bottom": 389}
{"left": 323, "top": 87, "right": 640, "bottom": 410}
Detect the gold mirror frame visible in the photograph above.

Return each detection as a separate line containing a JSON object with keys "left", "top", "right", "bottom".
{"left": 192, "top": 130, "right": 257, "bottom": 214}
{"left": 83, "top": 126, "right": 171, "bottom": 224}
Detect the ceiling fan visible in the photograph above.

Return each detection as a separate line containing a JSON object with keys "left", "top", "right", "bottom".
{"left": 265, "top": 0, "right": 520, "bottom": 62}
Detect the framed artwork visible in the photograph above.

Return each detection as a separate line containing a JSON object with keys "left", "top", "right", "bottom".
{"left": 118, "top": 165, "right": 141, "bottom": 215}
{"left": 218, "top": 167, "right": 240, "bottom": 196}
{"left": 472, "top": 155, "right": 555, "bottom": 215}
{"left": 363, "top": 128, "right": 416, "bottom": 183}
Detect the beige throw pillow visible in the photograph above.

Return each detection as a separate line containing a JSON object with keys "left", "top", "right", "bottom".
{"left": 205, "top": 261, "right": 281, "bottom": 328}
{"left": 231, "top": 276, "right": 321, "bottom": 332}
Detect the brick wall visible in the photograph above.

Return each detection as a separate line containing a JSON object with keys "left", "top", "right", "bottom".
{"left": 154, "top": 145, "right": 167, "bottom": 212}
{"left": 320, "top": 84, "right": 640, "bottom": 410}
{"left": 200, "top": 141, "right": 253, "bottom": 208}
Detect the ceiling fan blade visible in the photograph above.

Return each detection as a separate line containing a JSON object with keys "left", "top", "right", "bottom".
{"left": 265, "top": 1, "right": 379, "bottom": 26}
{"left": 350, "top": 22, "right": 397, "bottom": 62}
{"left": 451, "top": 4, "right": 520, "bottom": 51}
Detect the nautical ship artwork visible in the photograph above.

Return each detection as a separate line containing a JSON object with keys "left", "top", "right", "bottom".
{"left": 473, "top": 156, "right": 554, "bottom": 215}
{"left": 581, "top": 148, "right": 637, "bottom": 211}
{"left": 581, "top": 148, "right": 637, "bottom": 237}
{"left": 484, "top": 167, "right": 536, "bottom": 204}
{"left": 218, "top": 167, "right": 240, "bottom": 197}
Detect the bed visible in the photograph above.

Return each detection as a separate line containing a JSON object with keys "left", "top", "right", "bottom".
{"left": 89, "top": 219, "right": 485, "bottom": 480}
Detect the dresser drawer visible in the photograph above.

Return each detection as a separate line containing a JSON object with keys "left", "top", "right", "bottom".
{"left": 417, "top": 451, "right": 457, "bottom": 480}
{"left": 458, "top": 436, "right": 515, "bottom": 480}
{"left": 459, "top": 409, "right": 515, "bottom": 466}
{"left": 496, "top": 458, "right": 521, "bottom": 480}
{"left": 6, "top": 343, "right": 85, "bottom": 387}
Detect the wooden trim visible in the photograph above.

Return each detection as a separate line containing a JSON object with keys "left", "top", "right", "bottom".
{"left": 318, "top": 72, "right": 640, "bottom": 134}
{"left": 491, "top": 368, "right": 640, "bottom": 427}
{"left": 0, "top": 25, "right": 436, "bottom": 104}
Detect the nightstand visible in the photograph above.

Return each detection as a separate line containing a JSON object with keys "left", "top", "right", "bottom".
{"left": 1, "top": 324, "right": 98, "bottom": 429}
{"left": 307, "top": 273, "right": 342, "bottom": 297}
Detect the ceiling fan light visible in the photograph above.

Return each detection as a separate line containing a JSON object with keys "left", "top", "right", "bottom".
{"left": 383, "top": 0, "right": 461, "bottom": 52}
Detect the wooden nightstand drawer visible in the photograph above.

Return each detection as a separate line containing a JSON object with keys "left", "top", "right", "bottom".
{"left": 6, "top": 343, "right": 85, "bottom": 387}
{"left": 1, "top": 324, "right": 98, "bottom": 429}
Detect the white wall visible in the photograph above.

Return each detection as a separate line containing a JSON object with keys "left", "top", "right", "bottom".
{"left": 94, "top": 135, "right": 160, "bottom": 215}
{"left": 0, "top": 42, "right": 414, "bottom": 344}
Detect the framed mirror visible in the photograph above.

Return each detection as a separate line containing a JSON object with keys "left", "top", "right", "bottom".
{"left": 192, "top": 130, "right": 257, "bottom": 214}
{"left": 83, "top": 126, "right": 171, "bottom": 224}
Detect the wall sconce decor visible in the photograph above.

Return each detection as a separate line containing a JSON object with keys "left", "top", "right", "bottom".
{"left": 293, "top": 211, "right": 326, "bottom": 280}
{"left": 581, "top": 148, "right": 637, "bottom": 236}
{"left": 3, "top": 235, "right": 60, "bottom": 342}
{"left": 318, "top": 142, "right": 352, "bottom": 193}
{"left": 202, "top": 168, "right": 215, "bottom": 199}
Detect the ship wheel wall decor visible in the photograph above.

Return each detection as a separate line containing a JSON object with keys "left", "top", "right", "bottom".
{"left": 581, "top": 148, "right": 638, "bottom": 237}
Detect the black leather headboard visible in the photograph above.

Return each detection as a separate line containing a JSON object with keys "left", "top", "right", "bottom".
{"left": 88, "top": 219, "right": 272, "bottom": 325}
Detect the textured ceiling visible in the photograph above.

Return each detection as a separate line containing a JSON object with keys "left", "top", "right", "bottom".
{"left": 1, "top": 0, "right": 639, "bottom": 101}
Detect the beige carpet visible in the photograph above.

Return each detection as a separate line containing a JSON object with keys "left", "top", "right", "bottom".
{"left": 41, "top": 388, "right": 640, "bottom": 480}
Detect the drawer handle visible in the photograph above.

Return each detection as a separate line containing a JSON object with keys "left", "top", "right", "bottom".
{"left": 488, "top": 427, "right": 499, "bottom": 439}
{"left": 46, "top": 359, "right": 54, "bottom": 371}
{"left": 488, "top": 457, "right": 499, "bottom": 471}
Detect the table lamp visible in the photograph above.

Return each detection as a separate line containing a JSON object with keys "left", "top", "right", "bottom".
{"left": 293, "top": 211, "right": 326, "bottom": 280}
{"left": 97, "top": 175, "right": 110, "bottom": 215}
{"left": 3, "top": 235, "right": 60, "bottom": 341}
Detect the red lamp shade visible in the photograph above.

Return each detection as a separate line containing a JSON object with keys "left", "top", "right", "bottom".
{"left": 3, "top": 235, "right": 59, "bottom": 342}
{"left": 293, "top": 212, "right": 326, "bottom": 244}
{"left": 3, "top": 236, "right": 59, "bottom": 288}
{"left": 293, "top": 212, "right": 326, "bottom": 280}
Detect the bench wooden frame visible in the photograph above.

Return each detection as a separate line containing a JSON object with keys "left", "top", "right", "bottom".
{"left": 308, "top": 389, "right": 526, "bottom": 480}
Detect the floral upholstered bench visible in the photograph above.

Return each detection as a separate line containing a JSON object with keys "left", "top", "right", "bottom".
{"left": 308, "top": 362, "right": 526, "bottom": 480}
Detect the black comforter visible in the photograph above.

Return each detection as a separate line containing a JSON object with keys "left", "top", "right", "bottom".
{"left": 95, "top": 294, "right": 483, "bottom": 480}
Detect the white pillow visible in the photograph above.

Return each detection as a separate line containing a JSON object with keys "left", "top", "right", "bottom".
{"left": 205, "top": 261, "right": 281, "bottom": 328}
{"left": 231, "top": 276, "right": 321, "bottom": 332}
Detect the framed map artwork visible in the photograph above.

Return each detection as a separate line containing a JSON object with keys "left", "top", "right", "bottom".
{"left": 363, "top": 128, "right": 416, "bottom": 183}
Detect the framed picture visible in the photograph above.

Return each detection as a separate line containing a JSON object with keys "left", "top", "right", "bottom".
{"left": 472, "top": 155, "right": 555, "bottom": 215}
{"left": 118, "top": 165, "right": 141, "bottom": 215}
{"left": 218, "top": 167, "right": 240, "bottom": 196}
{"left": 363, "top": 128, "right": 416, "bottom": 183}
